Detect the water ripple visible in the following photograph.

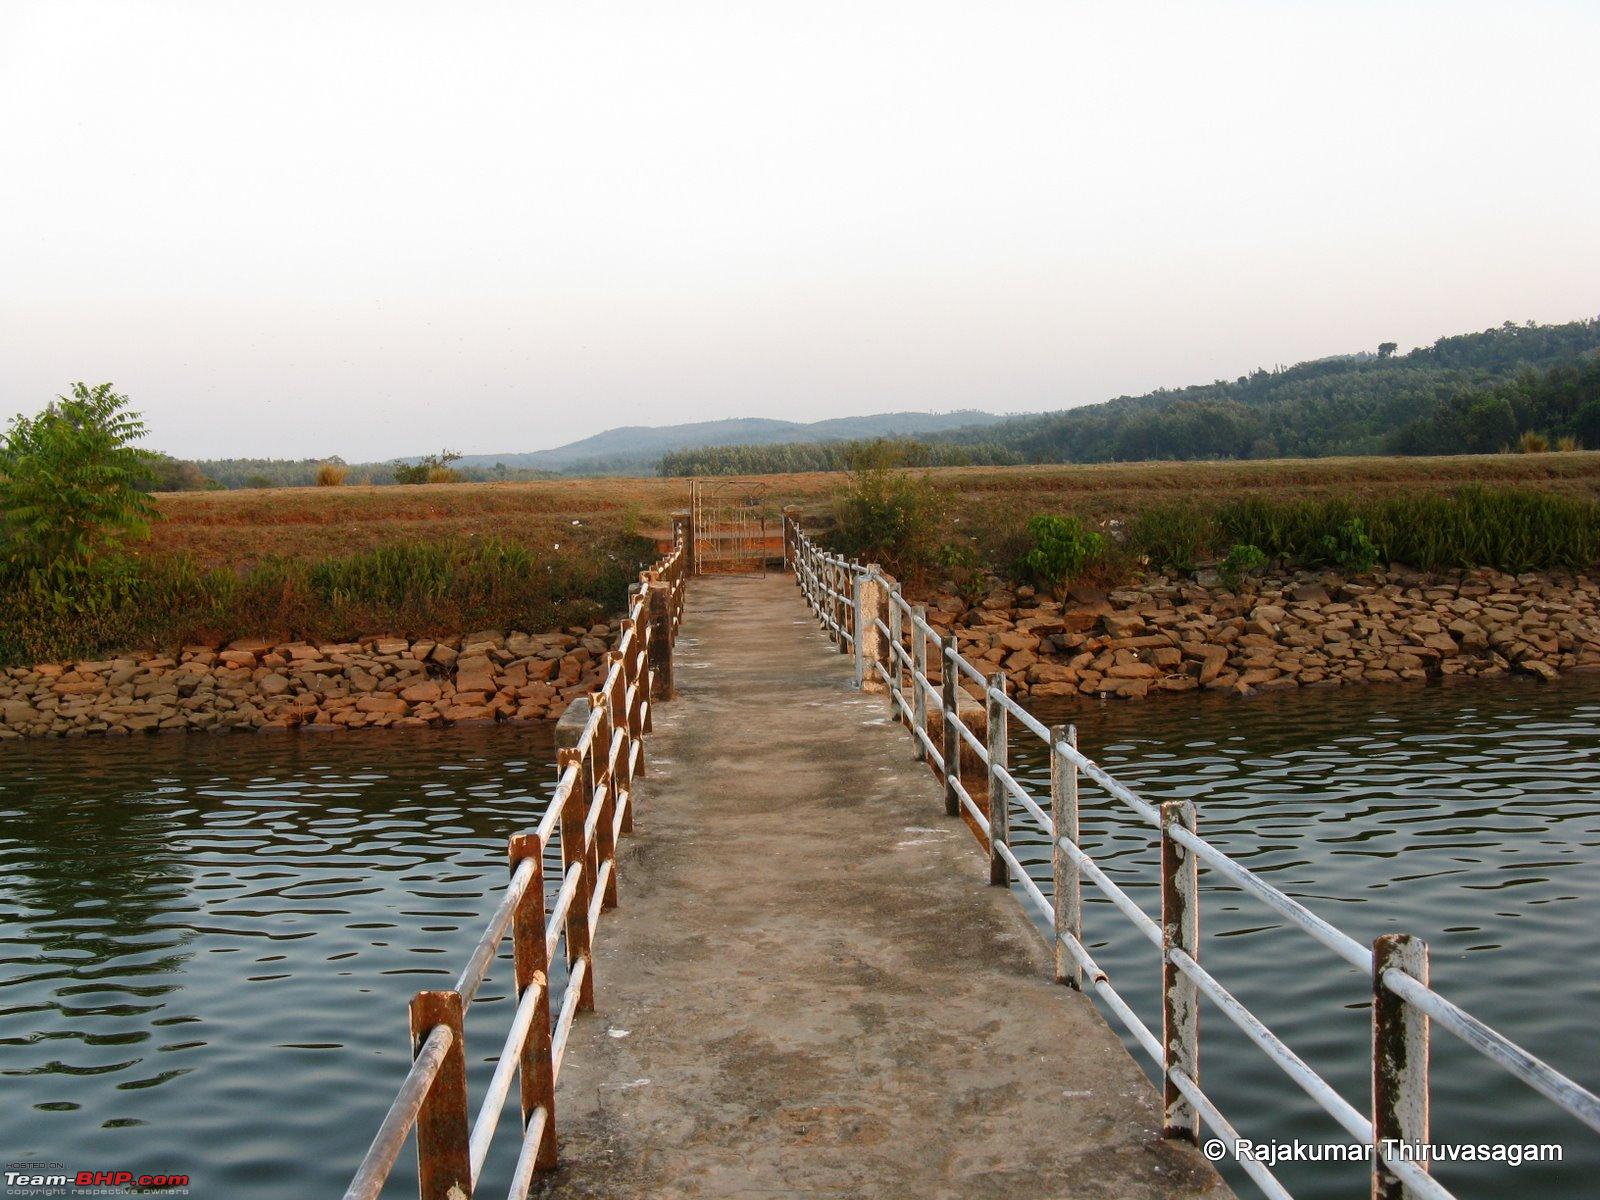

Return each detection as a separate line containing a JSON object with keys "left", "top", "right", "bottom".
{"left": 1005, "top": 674, "right": 1600, "bottom": 1200}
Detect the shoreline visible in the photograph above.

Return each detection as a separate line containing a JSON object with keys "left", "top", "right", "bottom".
{"left": 0, "top": 623, "right": 612, "bottom": 740}
{"left": 913, "top": 564, "right": 1600, "bottom": 705}
{"left": 6, "top": 563, "right": 1600, "bottom": 741}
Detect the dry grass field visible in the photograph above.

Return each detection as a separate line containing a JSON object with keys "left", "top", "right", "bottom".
{"left": 149, "top": 451, "right": 1600, "bottom": 568}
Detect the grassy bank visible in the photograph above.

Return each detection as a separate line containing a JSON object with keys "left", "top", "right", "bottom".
{"left": 812, "top": 454, "right": 1600, "bottom": 588}
{"left": 0, "top": 536, "right": 649, "bottom": 668}
{"left": 14, "top": 452, "right": 1600, "bottom": 667}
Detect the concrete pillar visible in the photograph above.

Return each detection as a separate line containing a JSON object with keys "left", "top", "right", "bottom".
{"left": 555, "top": 696, "right": 591, "bottom": 754}
{"left": 858, "top": 566, "right": 890, "bottom": 695}
{"left": 671, "top": 510, "right": 694, "bottom": 575}
{"left": 647, "top": 583, "right": 674, "bottom": 700}
{"left": 782, "top": 505, "right": 801, "bottom": 571}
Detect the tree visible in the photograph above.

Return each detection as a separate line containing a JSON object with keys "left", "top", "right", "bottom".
{"left": 144, "top": 454, "right": 219, "bottom": 491}
{"left": 393, "top": 449, "right": 463, "bottom": 485}
{"left": 1378, "top": 341, "right": 1398, "bottom": 359}
{"left": 0, "top": 383, "right": 157, "bottom": 580}
{"left": 1460, "top": 396, "right": 1518, "bottom": 453}
{"left": 1021, "top": 514, "right": 1105, "bottom": 599}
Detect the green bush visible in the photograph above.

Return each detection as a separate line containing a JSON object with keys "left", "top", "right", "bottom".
{"left": 1020, "top": 514, "right": 1106, "bottom": 599}
{"left": 1219, "top": 543, "right": 1268, "bottom": 589}
{"left": 830, "top": 444, "right": 948, "bottom": 576}
{"left": 1317, "top": 517, "right": 1381, "bottom": 572}
{"left": 0, "top": 383, "right": 155, "bottom": 583}
{"left": 1127, "top": 502, "right": 1212, "bottom": 573}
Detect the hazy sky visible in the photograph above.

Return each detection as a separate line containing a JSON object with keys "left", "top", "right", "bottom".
{"left": 3, "top": 1, "right": 1597, "bottom": 462}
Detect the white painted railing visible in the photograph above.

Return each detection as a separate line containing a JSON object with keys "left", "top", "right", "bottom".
{"left": 787, "top": 518, "right": 1599, "bottom": 1200}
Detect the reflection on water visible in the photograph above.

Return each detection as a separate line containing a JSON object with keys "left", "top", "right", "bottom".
{"left": 0, "top": 726, "right": 558, "bottom": 1198}
{"left": 1005, "top": 676, "right": 1600, "bottom": 1200}
{"left": 3, "top": 678, "right": 1599, "bottom": 1199}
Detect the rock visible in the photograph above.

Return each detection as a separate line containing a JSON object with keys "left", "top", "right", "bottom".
{"left": 1106, "top": 662, "right": 1159, "bottom": 680}
{"left": 258, "top": 674, "right": 292, "bottom": 697}
{"left": 1518, "top": 659, "right": 1558, "bottom": 681}
{"left": 1103, "top": 613, "right": 1145, "bottom": 638}
{"left": 455, "top": 670, "right": 498, "bottom": 696}
{"left": 357, "top": 695, "right": 409, "bottom": 715}
{"left": 440, "top": 703, "right": 494, "bottom": 722}
{"left": 2, "top": 699, "right": 36, "bottom": 725}
{"left": 401, "top": 681, "right": 443, "bottom": 704}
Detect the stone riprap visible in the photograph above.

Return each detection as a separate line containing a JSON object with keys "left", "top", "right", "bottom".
{"left": 0, "top": 625, "right": 615, "bottom": 739}
{"left": 921, "top": 567, "right": 1600, "bottom": 703}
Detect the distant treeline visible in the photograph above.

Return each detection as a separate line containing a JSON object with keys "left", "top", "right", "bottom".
{"left": 926, "top": 319, "right": 1600, "bottom": 463}
{"left": 154, "top": 317, "right": 1600, "bottom": 487}
{"left": 658, "top": 438, "right": 1022, "bottom": 477}
{"left": 187, "top": 457, "right": 559, "bottom": 490}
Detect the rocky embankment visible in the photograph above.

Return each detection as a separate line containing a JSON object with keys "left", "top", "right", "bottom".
{"left": 921, "top": 567, "right": 1600, "bottom": 702}
{"left": 0, "top": 625, "right": 615, "bottom": 739}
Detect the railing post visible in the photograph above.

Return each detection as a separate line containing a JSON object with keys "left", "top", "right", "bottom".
{"left": 1160, "top": 799, "right": 1199, "bottom": 1142}
{"left": 888, "top": 583, "right": 905, "bottom": 722}
{"left": 911, "top": 605, "right": 928, "bottom": 761}
{"left": 1372, "top": 934, "right": 1430, "bottom": 1200}
{"left": 509, "top": 833, "right": 557, "bottom": 1171}
{"left": 941, "top": 635, "right": 960, "bottom": 818}
{"left": 590, "top": 688, "right": 620, "bottom": 911}
{"left": 833, "top": 561, "right": 848, "bottom": 654}
{"left": 555, "top": 742, "right": 596, "bottom": 1012}
{"left": 858, "top": 566, "right": 889, "bottom": 694}
{"left": 986, "top": 671, "right": 1008, "bottom": 886}
{"left": 782, "top": 506, "right": 800, "bottom": 571}
{"left": 671, "top": 510, "right": 693, "bottom": 577}
{"left": 409, "top": 989, "right": 471, "bottom": 1200}
{"left": 647, "top": 582, "right": 675, "bottom": 702}
{"left": 1051, "top": 724, "right": 1081, "bottom": 988}
{"left": 852, "top": 569, "right": 868, "bottom": 688}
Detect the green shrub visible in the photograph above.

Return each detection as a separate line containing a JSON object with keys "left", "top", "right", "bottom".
{"left": 1219, "top": 543, "right": 1268, "bottom": 589}
{"left": 1316, "top": 517, "right": 1381, "bottom": 572}
{"left": 394, "top": 450, "right": 463, "bottom": 485}
{"left": 1020, "top": 514, "right": 1106, "bottom": 599}
{"left": 0, "top": 383, "right": 156, "bottom": 583}
{"left": 1127, "top": 502, "right": 1212, "bottom": 573}
{"left": 830, "top": 444, "right": 947, "bottom": 576}
{"left": 937, "top": 541, "right": 991, "bottom": 605}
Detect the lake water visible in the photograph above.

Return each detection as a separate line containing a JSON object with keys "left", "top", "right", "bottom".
{"left": 1008, "top": 676, "right": 1600, "bottom": 1200}
{"left": 2, "top": 679, "right": 1598, "bottom": 1199}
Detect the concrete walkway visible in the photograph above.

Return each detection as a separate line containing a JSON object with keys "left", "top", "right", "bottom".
{"left": 539, "top": 574, "right": 1230, "bottom": 1200}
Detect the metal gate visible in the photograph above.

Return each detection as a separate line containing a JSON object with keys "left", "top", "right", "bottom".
{"left": 690, "top": 478, "right": 772, "bottom": 575}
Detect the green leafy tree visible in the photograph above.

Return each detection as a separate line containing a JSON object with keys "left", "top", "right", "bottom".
{"left": 830, "top": 442, "right": 947, "bottom": 576}
{"left": 0, "top": 383, "right": 156, "bottom": 580}
{"left": 1020, "top": 514, "right": 1105, "bottom": 599}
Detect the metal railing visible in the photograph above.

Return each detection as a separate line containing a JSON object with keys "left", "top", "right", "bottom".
{"left": 786, "top": 518, "right": 1600, "bottom": 1200}
{"left": 344, "top": 536, "right": 687, "bottom": 1200}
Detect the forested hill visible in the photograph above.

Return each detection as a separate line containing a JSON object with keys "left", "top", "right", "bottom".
{"left": 458, "top": 409, "right": 1001, "bottom": 473}
{"left": 951, "top": 319, "right": 1600, "bottom": 463}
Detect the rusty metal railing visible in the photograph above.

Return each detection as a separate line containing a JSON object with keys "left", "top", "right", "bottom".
{"left": 787, "top": 518, "right": 1600, "bottom": 1200}
{"left": 343, "top": 534, "right": 687, "bottom": 1200}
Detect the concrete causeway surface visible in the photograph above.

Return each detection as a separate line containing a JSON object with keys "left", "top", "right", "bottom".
{"left": 538, "top": 573, "right": 1231, "bottom": 1200}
